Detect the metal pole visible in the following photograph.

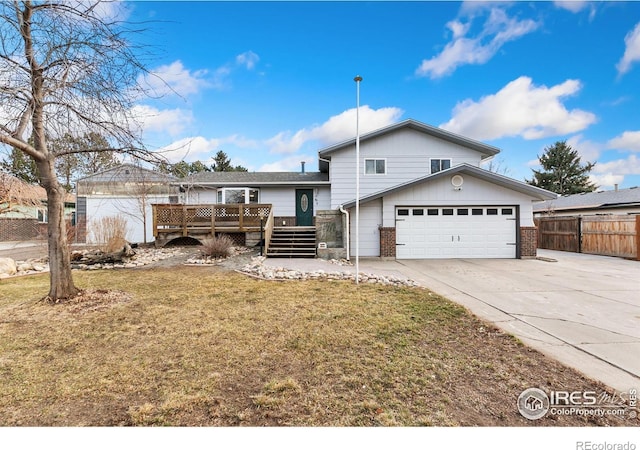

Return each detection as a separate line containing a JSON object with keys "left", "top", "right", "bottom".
{"left": 354, "top": 75, "right": 362, "bottom": 285}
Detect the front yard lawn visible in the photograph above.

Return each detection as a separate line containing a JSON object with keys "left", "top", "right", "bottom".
{"left": 0, "top": 266, "right": 629, "bottom": 426}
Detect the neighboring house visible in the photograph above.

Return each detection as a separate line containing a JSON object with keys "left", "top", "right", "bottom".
{"left": 75, "top": 164, "right": 178, "bottom": 244}
{"left": 0, "top": 172, "right": 74, "bottom": 241}
{"left": 160, "top": 119, "right": 556, "bottom": 259}
{"left": 533, "top": 186, "right": 640, "bottom": 217}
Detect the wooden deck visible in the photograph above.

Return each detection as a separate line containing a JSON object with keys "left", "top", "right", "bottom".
{"left": 152, "top": 203, "right": 274, "bottom": 246}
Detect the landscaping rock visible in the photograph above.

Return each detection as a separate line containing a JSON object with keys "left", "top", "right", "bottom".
{"left": 0, "top": 257, "right": 17, "bottom": 276}
{"left": 238, "top": 257, "right": 419, "bottom": 288}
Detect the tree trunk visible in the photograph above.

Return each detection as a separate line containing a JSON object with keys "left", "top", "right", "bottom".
{"left": 38, "top": 159, "right": 79, "bottom": 301}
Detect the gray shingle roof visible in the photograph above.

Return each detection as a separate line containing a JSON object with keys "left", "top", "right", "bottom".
{"left": 179, "top": 171, "right": 329, "bottom": 186}
{"left": 76, "top": 163, "right": 177, "bottom": 183}
{"left": 533, "top": 187, "right": 640, "bottom": 212}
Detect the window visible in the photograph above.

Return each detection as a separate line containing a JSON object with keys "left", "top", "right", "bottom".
{"left": 427, "top": 209, "right": 439, "bottom": 216}
{"left": 397, "top": 209, "right": 409, "bottom": 216}
{"left": 412, "top": 209, "right": 424, "bottom": 216}
{"left": 217, "top": 188, "right": 259, "bottom": 204}
{"left": 457, "top": 208, "right": 468, "bottom": 215}
{"left": 472, "top": 208, "right": 483, "bottom": 216}
{"left": 487, "top": 208, "right": 498, "bottom": 215}
{"left": 37, "top": 208, "right": 48, "bottom": 223}
{"left": 225, "top": 189, "right": 245, "bottom": 204}
{"left": 430, "top": 158, "right": 451, "bottom": 174}
{"left": 501, "top": 208, "right": 513, "bottom": 215}
{"left": 443, "top": 208, "right": 454, "bottom": 216}
{"left": 365, "top": 159, "right": 386, "bottom": 175}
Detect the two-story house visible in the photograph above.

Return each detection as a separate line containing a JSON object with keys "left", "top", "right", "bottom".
{"left": 161, "top": 119, "right": 556, "bottom": 259}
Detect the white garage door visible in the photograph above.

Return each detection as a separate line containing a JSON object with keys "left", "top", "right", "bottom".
{"left": 396, "top": 206, "right": 517, "bottom": 259}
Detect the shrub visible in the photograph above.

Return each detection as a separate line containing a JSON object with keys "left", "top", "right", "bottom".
{"left": 200, "top": 235, "right": 233, "bottom": 259}
{"left": 90, "top": 216, "right": 129, "bottom": 253}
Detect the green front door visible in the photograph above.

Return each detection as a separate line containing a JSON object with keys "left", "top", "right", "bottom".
{"left": 295, "top": 189, "right": 313, "bottom": 226}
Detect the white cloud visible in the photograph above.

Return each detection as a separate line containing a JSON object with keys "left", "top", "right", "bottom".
{"left": 616, "top": 22, "right": 640, "bottom": 76}
{"left": 266, "top": 106, "right": 403, "bottom": 154}
{"left": 258, "top": 154, "right": 317, "bottom": 172}
{"left": 140, "top": 51, "right": 261, "bottom": 97}
{"left": 566, "top": 134, "right": 601, "bottom": 162}
{"left": 415, "top": 7, "right": 539, "bottom": 79}
{"left": 236, "top": 51, "right": 260, "bottom": 70}
{"left": 554, "top": 1, "right": 589, "bottom": 13}
{"left": 140, "top": 61, "right": 209, "bottom": 98}
{"left": 131, "top": 104, "right": 193, "bottom": 137}
{"left": 607, "top": 130, "right": 640, "bottom": 152}
{"left": 593, "top": 154, "right": 640, "bottom": 176}
{"left": 212, "top": 51, "right": 262, "bottom": 90}
{"left": 157, "top": 135, "right": 259, "bottom": 163}
{"left": 157, "top": 136, "right": 219, "bottom": 163}
{"left": 440, "top": 76, "right": 597, "bottom": 140}
{"left": 589, "top": 173, "right": 625, "bottom": 189}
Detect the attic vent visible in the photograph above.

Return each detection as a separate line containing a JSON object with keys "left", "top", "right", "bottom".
{"left": 125, "top": 169, "right": 130, "bottom": 175}
{"left": 169, "top": 195, "right": 179, "bottom": 204}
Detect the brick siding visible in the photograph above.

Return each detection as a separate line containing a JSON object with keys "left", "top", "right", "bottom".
{"left": 0, "top": 218, "right": 41, "bottom": 241}
{"left": 379, "top": 227, "right": 396, "bottom": 258}
{"left": 520, "top": 226, "right": 538, "bottom": 258}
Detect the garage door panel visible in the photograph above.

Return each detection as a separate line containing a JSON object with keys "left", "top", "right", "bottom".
{"left": 396, "top": 206, "right": 516, "bottom": 259}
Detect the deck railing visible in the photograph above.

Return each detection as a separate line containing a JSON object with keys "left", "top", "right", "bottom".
{"left": 152, "top": 203, "right": 273, "bottom": 237}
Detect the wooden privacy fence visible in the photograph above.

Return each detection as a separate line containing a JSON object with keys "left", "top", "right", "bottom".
{"left": 536, "top": 215, "right": 640, "bottom": 260}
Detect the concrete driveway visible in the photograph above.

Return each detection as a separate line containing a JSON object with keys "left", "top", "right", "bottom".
{"left": 361, "top": 250, "right": 640, "bottom": 393}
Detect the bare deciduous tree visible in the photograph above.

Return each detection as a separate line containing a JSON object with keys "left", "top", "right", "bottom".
{"left": 0, "top": 1, "right": 158, "bottom": 301}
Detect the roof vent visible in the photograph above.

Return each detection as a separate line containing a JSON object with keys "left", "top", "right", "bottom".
{"left": 451, "top": 175, "right": 464, "bottom": 190}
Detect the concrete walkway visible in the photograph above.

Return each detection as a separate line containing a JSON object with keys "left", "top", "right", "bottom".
{"left": 266, "top": 251, "right": 640, "bottom": 393}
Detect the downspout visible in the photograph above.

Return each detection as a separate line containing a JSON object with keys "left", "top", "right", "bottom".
{"left": 339, "top": 204, "right": 350, "bottom": 261}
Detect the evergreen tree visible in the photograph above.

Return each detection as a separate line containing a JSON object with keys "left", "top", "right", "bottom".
{"left": 212, "top": 150, "right": 247, "bottom": 172}
{"left": 1, "top": 145, "right": 39, "bottom": 183}
{"left": 526, "top": 141, "right": 597, "bottom": 195}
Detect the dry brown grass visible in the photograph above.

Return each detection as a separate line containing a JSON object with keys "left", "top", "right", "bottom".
{"left": 89, "top": 215, "right": 129, "bottom": 252}
{"left": 0, "top": 266, "right": 633, "bottom": 426}
{"left": 200, "top": 235, "right": 234, "bottom": 259}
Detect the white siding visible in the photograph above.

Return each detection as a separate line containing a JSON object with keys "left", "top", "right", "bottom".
{"left": 187, "top": 186, "right": 330, "bottom": 218}
{"left": 349, "top": 199, "right": 382, "bottom": 257}
{"left": 260, "top": 188, "right": 295, "bottom": 216}
{"left": 316, "top": 186, "right": 331, "bottom": 210}
{"left": 86, "top": 195, "right": 170, "bottom": 244}
{"left": 380, "top": 174, "right": 538, "bottom": 227}
{"left": 330, "top": 128, "right": 484, "bottom": 208}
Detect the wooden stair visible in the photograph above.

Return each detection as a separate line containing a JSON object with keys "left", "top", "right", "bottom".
{"left": 266, "top": 226, "right": 316, "bottom": 258}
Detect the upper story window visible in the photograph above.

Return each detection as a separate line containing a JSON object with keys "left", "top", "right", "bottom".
{"left": 430, "top": 158, "right": 451, "bottom": 174}
{"left": 364, "top": 158, "right": 386, "bottom": 175}
{"left": 216, "top": 188, "right": 259, "bottom": 204}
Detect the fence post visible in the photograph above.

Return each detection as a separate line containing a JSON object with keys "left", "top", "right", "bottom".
{"left": 577, "top": 216, "right": 582, "bottom": 254}
{"left": 636, "top": 215, "right": 640, "bottom": 261}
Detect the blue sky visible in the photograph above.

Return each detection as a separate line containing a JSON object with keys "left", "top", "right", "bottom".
{"left": 126, "top": 1, "right": 640, "bottom": 190}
